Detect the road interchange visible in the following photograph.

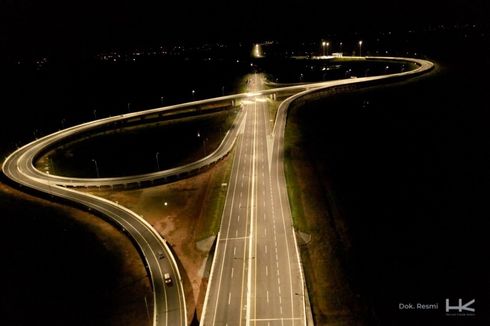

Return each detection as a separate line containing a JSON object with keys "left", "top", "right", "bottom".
{"left": 2, "top": 57, "right": 433, "bottom": 326}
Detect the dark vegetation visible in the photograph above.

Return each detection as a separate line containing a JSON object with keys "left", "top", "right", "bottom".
{"left": 0, "top": 186, "right": 150, "bottom": 325}
{"left": 286, "top": 56, "right": 489, "bottom": 325}
{"left": 261, "top": 58, "right": 416, "bottom": 84}
{"left": 1, "top": 26, "right": 488, "bottom": 325}
{"left": 45, "top": 110, "right": 237, "bottom": 178}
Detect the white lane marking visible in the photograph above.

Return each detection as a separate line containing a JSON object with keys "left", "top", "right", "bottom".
{"left": 265, "top": 245, "right": 268, "bottom": 254}
{"left": 231, "top": 268, "right": 234, "bottom": 279}
{"left": 264, "top": 228, "right": 267, "bottom": 236}
{"left": 246, "top": 100, "right": 257, "bottom": 326}
{"left": 239, "top": 104, "right": 254, "bottom": 326}
{"left": 233, "top": 247, "right": 236, "bottom": 256}
{"left": 266, "top": 290, "right": 269, "bottom": 303}
{"left": 251, "top": 318, "right": 302, "bottom": 321}
{"left": 237, "top": 215, "right": 240, "bottom": 222}
{"left": 274, "top": 156, "right": 298, "bottom": 322}
{"left": 210, "top": 122, "right": 247, "bottom": 326}
{"left": 266, "top": 265, "right": 268, "bottom": 276}
{"left": 228, "top": 292, "right": 232, "bottom": 305}
{"left": 219, "top": 236, "right": 249, "bottom": 241}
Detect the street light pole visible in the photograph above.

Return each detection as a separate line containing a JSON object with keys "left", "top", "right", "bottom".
{"left": 155, "top": 152, "right": 160, "bottom": 170}
{"left": 144, "top": 296, "right": 151, "bottom": 325}
{"left": 322, "top": 41, "right": 326, "bottom": 56}
{"left": 93, "top": 109, "right": 97, "bottom": 120}
{"left": 326, "top": 42, "right": 330, "bottom": 56}
{"left": 91, "top": 159, "right": 100, "bottom": 178}
{"left": 358, "top": 40, "right": 363, "bottom": 56}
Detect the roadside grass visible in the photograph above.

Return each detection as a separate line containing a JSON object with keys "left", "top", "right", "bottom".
{"left": 40, "top": 109, "right": 237, "bottom": 178}
{"left": 31, "top": 104, "right": 239, "bottom": 322}
{"left": 0, "top": 182, "right": 151, "bottom": 326}
{"left": 267, "top": 99, "right": 281, "bottom": 132}
{"left": 284, "top": 103, "right": 369, "bottom": 325}
{"left": 87, "top": 151, "right": 235, "bottom": 322}
{"left": 195, "top": 148, "right": 235, "bottom": 241}
{"left": 283, "top": 117, "right": 309, "bottom": 233}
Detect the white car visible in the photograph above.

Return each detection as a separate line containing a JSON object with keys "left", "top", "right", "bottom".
{"left": 164, "top": 273, "right": 172, "bottom": 285}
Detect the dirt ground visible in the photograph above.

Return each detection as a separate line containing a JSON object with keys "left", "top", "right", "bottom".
{"left": 89, "top": 154, "right": 233, "bottom": 323}
{"left": 0, "top": 181, "right": 152, "bottom": 326}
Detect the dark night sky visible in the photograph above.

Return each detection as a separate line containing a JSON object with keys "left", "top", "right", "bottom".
{"left": 1, "top": 0, "right": 489, "bottom": 55}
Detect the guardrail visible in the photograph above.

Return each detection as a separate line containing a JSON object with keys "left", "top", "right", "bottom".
{"left": 2, "top": 56, "right": 434, "bottom": 326}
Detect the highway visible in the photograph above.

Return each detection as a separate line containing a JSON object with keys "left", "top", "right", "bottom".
{"left": 201, "top": 74, "right": 307, "bottom": 325}
{"left": 3, "top": 141, "right": 188, "bottom": 326}
{"left": 2, "top": 57, "right": 434, "bottom": 326}
{"left": 201, "top": 57, "right": 434, "bottom": 326}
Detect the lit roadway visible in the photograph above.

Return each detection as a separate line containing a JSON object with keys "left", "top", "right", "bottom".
{"left": 2, "top": 57, "right": 433, "bottom": 326}
{"left": 201, "top": 57, "right": 434, "bottom": 326}
{"left": 201, "top": 74, "right": 308, "bottom": 325}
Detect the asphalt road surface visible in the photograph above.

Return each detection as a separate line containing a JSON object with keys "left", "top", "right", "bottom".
{"left": 2, "top": 57, "right": 433, "bottom": 326}
{"left": 201, "top": 57, "right": 434, "bottom": 326}
{"left": 202, "top": 74, "right": 307, "bottom": 325}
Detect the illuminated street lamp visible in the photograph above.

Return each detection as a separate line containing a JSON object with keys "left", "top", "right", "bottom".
{"left": 192, "top": 89, "right": 196, "bottom": 100}
{"left": 254, "top": 44, "right": 260, "bottom": 57}
{"left": 91, "top": 159, "right": 100, "bottom": 178}
{"left": 358, "top": 40, "right": 363, "bottom": 56}
{"left": 322, "top": 41, "right": 326, "bottom": 56}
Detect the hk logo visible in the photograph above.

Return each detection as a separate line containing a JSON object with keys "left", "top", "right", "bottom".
{"left": 445, "top": 298, "right": 475, "bottom": 313}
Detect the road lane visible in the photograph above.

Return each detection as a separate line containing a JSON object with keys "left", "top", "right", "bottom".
{"left": 2, "top": 57, "right": 434, "bottom": 326}
{"left": 202, "top": 74, "right": 307, "bottom": 325}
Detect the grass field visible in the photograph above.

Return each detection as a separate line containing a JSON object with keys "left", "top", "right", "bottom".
{"left": 40, "top": 109, "right": 237, "bottom": 178}
{"left": 284, "top": 60, "right": 490, "bottom": 326}
{"left": 0, "top": 182, "right": 152, "bottom": 325}
{"left": 89, "top": 150, "right": 235, "bottom": 322}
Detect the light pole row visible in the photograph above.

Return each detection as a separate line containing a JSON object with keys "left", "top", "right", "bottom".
{"left": 91, "top": 159, "right": 100, "bottom": 178}
{"left": 320, "top": 40, "right": 364, "bottom": 57}
{"left": 322, "top": 41, "right": 330, "bottom": 56}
